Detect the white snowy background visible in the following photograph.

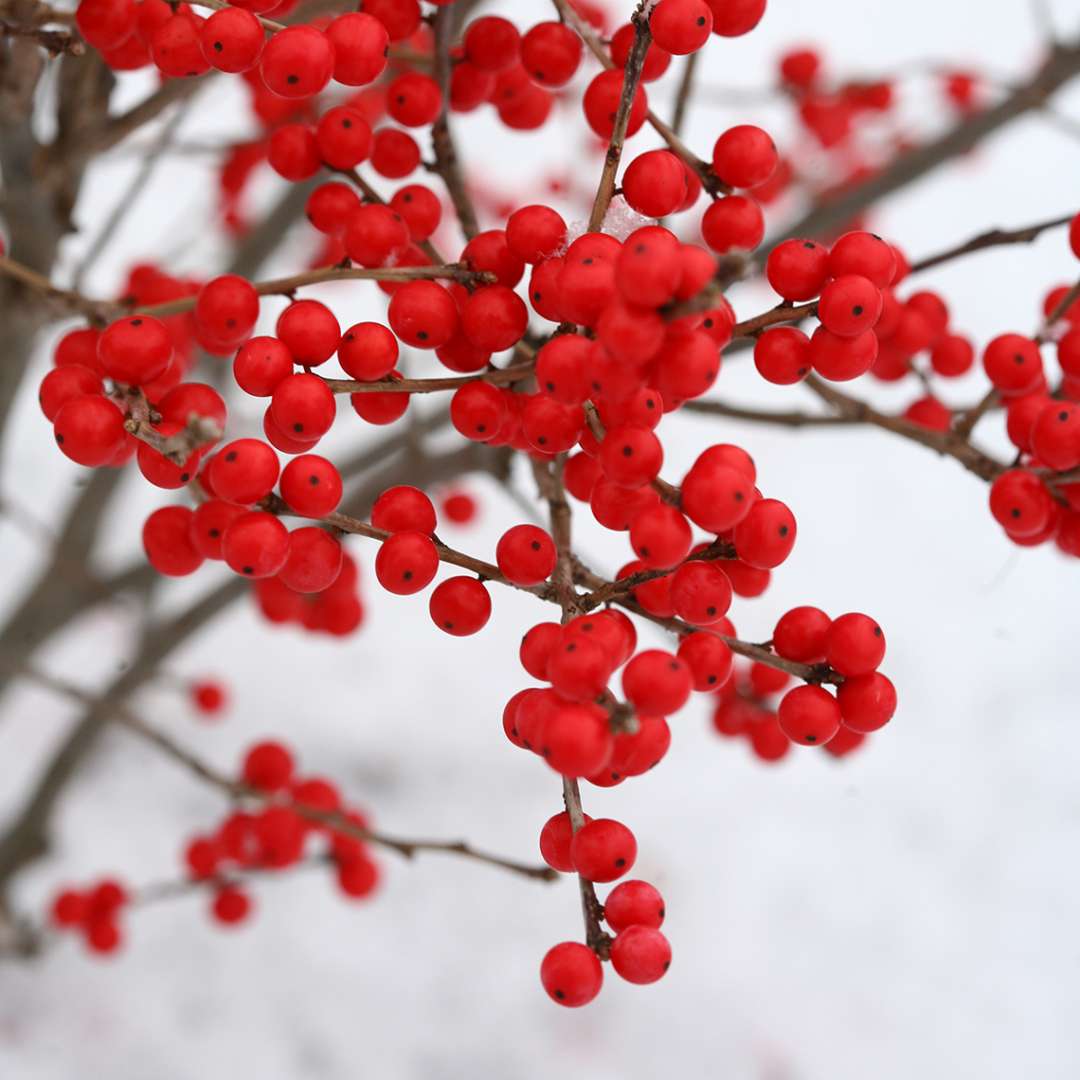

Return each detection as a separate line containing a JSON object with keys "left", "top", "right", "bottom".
{"left": 1, "top": 0, "right": 1079, "bottom": 1077}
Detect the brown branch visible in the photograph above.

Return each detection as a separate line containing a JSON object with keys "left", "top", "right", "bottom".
{"left": 430, "top": 5, "right": 479, "bottom": 240}
{"left": 0, "top": 255, "right": 493, "bottom": 321}
{"left": 531, "top": 456, "right": 582, "bottom": 621}
{"left": 323, "top": 361, "right": 534, "bottom": 395}
{"left": 17, "top": 665, "right": 557, "bottom": 883}
{"left": 0, "top": 20, "right": 83, "bottom": 55}
{"left": 562, "top": 777, "right": 610, "bottom": 956}
{"left": 671, "top": 50, "right": 700, "bottom": 137}
{"left": 768, "top": 34, "right": 1080, "bottom": 249}
{"left": 550, "top": 0, "right": 724, "bottom": 196}
{"left": 579, "top": 537, "right": 737, "bottom": 610}
{"left": 682, "top": 399, "right": 857, "bottom": 426}
{"left": 588, "top": 8, "right": 651, "bottom": 232}
{"left": 0, "top": 253, "right": 113, "bottom": 322}
{"left": 340, "top": 167, "right": 445, "bottom": 265}
{"left": 1040, "top": 275, "right": 1080, "bottom": 338}
{"left": 908, "top": 210, "right": 1076, "bottom": 273}
{"left": 136, "top": 262, "right": 494, "bottom": 318}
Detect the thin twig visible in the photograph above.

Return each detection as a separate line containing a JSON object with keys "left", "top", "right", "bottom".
{"left": 588, "top": 7, "right": 651, "bottom": 232}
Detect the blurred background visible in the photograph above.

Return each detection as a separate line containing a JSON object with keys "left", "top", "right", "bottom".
{"left": 1, "top": 0, "right": 1079, "bottom": 1076}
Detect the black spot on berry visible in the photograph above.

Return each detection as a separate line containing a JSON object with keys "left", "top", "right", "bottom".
{"left": 531, "top": 540, "right": 541, "bottom": 550}
{"left": 779, "top": 525, "right": 789, "bottom": 537}
{"left": 242, "top": 566, "right": 253, "bottom": 575}
{"left": 225, "top": 451, "right": 238, "bottom": 462}
{"left": 293, "top": 423, "right": 303, "bottom": 433}
{"left": 287, "top": 75, "right": 299, "bottom": 85}
{"left": 622, "top": 445, "right": 633, "bottom": 456}
{"left": 213, "top": 41, "right": 222, "bottom": 51}
{"left": 853, "top": 305, "right": 863, "bottom": 316}
{"left": 309, "top": 475, "right": 319, "bottom": 485}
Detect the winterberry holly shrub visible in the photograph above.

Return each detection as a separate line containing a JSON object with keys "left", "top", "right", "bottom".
{"left": 1, "top": 0, "right": 1079, "bottom": 1010}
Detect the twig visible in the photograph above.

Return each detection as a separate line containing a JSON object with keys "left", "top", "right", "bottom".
{"left": 17, "top": 665, "right": 557, "bottom": 882}
{"left": 549, "top": 0, "right": 725, "bottom": 196}
{"left": 322, "top": 362, "right": 534, "bottom": 395}
{"left": 908, "top": 211, "right": 1076, "bottom": 273}
{"left": 587, "top": 8, "right": 651, "bottom": 232}
{"left": 671, "top": 50, "right": 700, "bottom": 137}
{"left": 430, "top": 6, "right": 479, "bottom": 240}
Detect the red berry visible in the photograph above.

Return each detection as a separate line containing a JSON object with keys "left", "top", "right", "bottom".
{"left": 604, "top": 880, "right": 665, "bottom": 932}
{"left": 703, "top": 0, "right": 766, "bottom": 36}
{"left": 670, "top": 560, "right": 733, "bottom": 624}
{"left": 463, "top": 15, "right": 520, "bottom": 73}
{"left": 630, "top": 503, "right": 692, "bottom": 568}
{"left": 808, "top": 326, "right": 878, "bottom": 381}
{"left": 200, "top": 8, "right": 263, "bottom": 73}
{"left": 208, "top": 438, "right": 280, "bottom": 504}
{"left": 773, "top": 606, "right": 831, "bottom": 662}
{"left": 701, "top": 194, "right": 764, "bottom": 253}
{"left": 325, "top": 12, "right": 388, "bottom": 86}
{"left": 387, "top": 72, "right": 442, "bottom": 127}
{"left": 540, "top": 942, "right": 603, "bottom": 1007}
{"left": 242, "top": 740, "right": 293, "bottom": 791}
{"left": 622, "top": 149, "right": 688, "bottom": 218}
{"left": 622, "top": 649, "right": 692, "bottom": 716}
{"left": 496, "top": 524, "right": 556, "bottom": 586}
{"left": 143, "top": 506, "right": 204, "bottom": 576}
{"left": 583, "top": 68, "right": 647, "bottom": 140}
{"left": 279, "top": 454, "right": 342, "bottom": 518}
{"left": 375, "top": 531, "right": 439, "bottom": 594}
{"left": 825, "top": 613, "right": 886, "bottom": 677}
{"left": 539, "top": 811, "right": 590, "bottom": 873}
{"left": 520, "top": 21, "right": 582, "bottom": 87}
{"left": 570, "top": 818, "right": 637, "bottom": 882}
{"left": 733, "top": 497, "right": 796, "bottom": 568}
{"left": 315, "top": 106, "right": 373, "bottom": 170}
{"left": 989, "top": 469, "right": 1054, "bottom": 537}
{"left": 677, "top": 631, "right": 734, "bottom": 690}
{"left": 388, "top": 281, "right": 459, "bottom": 349}
{"left": 188, "top": 499, "right": 243, "bottom": 560}
{"left": 233, "top": 337, "right": 293, "bottom": 397}
{"left": 982, "top": 333, "right": 1044, "bottom": 397}
{"left": 39, "top": 366, "right": 103, "bottom": 422}
{"left": 777, "top": 684, "right": 841, "bottom": 745}
{"left": 222, "top": 511, "right": 290, "bottom": 578}
{"left": 818, "top": 275, "right": 883, "bottom": 337}
{"left": 754, "top": 326, "right": 810, "bottom": 384}
{"left": 827, "top": 231, "right": 896, "bottom": 288}
{"left": 372, "top": 485, "right": 436, "bottom": 534}
{"left": 259, "top": 25, "right": 333, "bottom": 98}
{"left": 610, "top": 925, "right": 671, "bottom": 984}
{"left": 766, "top": 238, "right": 829, "bottom": 301}
{"left": 211, "top": 887, "right": 252, "bottom": 926}
{"left": 428, "top": 576, "right": 491, "bottom": 636}
{"left": 276, "top": 300, "right": 340, "bottom": 367}
{"left": 278, "top": 527, "right": 342, "bottom": 593}
{"left": 270, "top": 372, "right": 336, "bottom": 442}
{"left": 711, "top": 125, "right": 777, "bottom": 189}
{"left": 98, "top": 315, "right": 172, "bottom": 385}
{"left": 837, "top": 672, "right": 897, "bottom": 733}
{"left": 651, "top": 0, "right": 712, "bottom": 54}
{"left": 506, "top": 205, "right": 567, "bottom": 264}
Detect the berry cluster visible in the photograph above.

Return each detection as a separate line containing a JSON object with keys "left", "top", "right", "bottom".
{"left": 50, "top": 879, "right": 129, "bottom": 955}
{"left": 49, "top": 0, "right": 1080, "bottom": 1006}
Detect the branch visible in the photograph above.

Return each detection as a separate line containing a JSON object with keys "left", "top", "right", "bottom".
{"left": 322, "top": 361, "right": 534, "bottom": 395}
{"left": 550, "top": 0, "right": 725, "bottom": 196}
{"left": 0, "top": 256, "right": 495, "bottom": 321}
{"left": 430, "top": 5, "right": 480, "bottom": 240}
{"left": 18, "top": 665, "right": 558, "bottom": 883}
{"left": 588, "top": 7, "right": 651, "bottom": 232}
{"left": 670, "top": 50, "right": 700, "bottom": 137}
{"left": 769, "top": 35, "right": 1080, "bottom": 249}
